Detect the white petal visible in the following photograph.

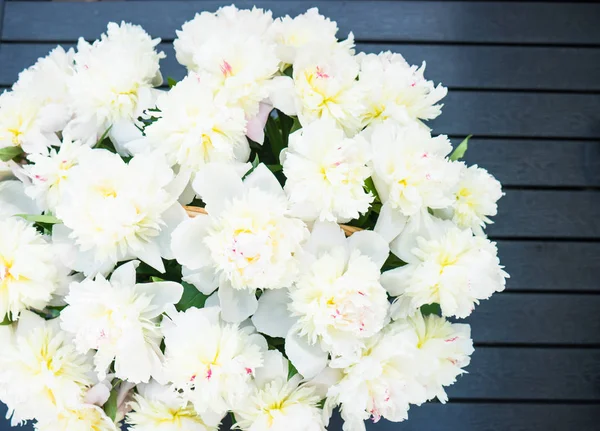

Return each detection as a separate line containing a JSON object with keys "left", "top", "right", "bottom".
{"left": 139, "top": 282, "right": 184, "bottom": 318}
{"left": 251, "top": 288, "right": 295, "bottom": 338}
{"left": 285, "top": 331, "right": 328, "bottom": 379}
{"left": 192, "top": 163, "right": 245, "bottom": 215}
{"left": 246, "top": 102, "right": 273, "bottom": 144}
{"left": 171, "top": 216, "right": 212, "bottom": 270}
{"left": 135, "top": 240, "right": 165, "bottom": 273}
{"left": 243, "top": 163, "right": 285, "bottom": 200}
{"left": 254, "top": 350, "right": 289, "bottom": 388}
{"left": 182, "top": 266, "right": 218, "bottom": 295}
{"left": 84, "top": 382, "right": 111, "bottom": 406}
{"left": 268, "top": 76, "right": 297, "bottom": 116}
{"left": 374, "top": 202, "right": 407, "bottom": 243}
{"left": 380, "top": 265, "right": 415, "bottom": 297}
{"left": 15, "top": 310, "right": 45, "bottom": 338}
{"left": 0, "top": 181, "right": 41, "bottom": 217}
{"left": 155, "top": 204, "right": 187, "bottom": 260}
{"left": 347, "top": 230, "right": 390, "bottom": 268}
{"left": 305, "top": 366, "right": 343, "bottom": 398}
{"left": 304, "top": 221, "right": 347, "bottom": 257}
{"left": 110, "top": 261, "right": 139, "bottom": 287}
{"left": 205, "top": 291, "right": 220, "bottom": 308}
{"left": 109, "top": 120, "right": 143, "bottom": 156}
{"left": 218, "top": 281, "right": 258, "bottom": 323}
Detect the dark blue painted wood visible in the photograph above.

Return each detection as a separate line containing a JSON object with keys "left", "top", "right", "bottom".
{"left": 1, "top": 1, "right": 600, "bottom": 431}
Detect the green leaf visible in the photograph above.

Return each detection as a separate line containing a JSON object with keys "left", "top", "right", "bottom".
{"left": 16, "top": 214, "right": 61, "bottom": 224}
{"left": 150, "top": 276, "right": 165, "bottom": 282}
{"left": 251, "top": 154, "right": 260, "bottom": 169}
{"left": 364, "top": 177, "right": 380, "bottom": 203}
{"left": 382, "top": 253, "right": 406, "bottom": 272}
{"left": 0, "top": 315, "right": 13, "bottom": 326}
{"left": 278, "top": 111, "right": 294, "bottom": 148}
{"left": 167, "top": 77, "right": 178, "bottom": 88}
{"left": 175, "top": 282, "right": 208, "bottom": 312}
{"left": 288, "top": 361, "right": 299, "bottom": 379}
{"left": 449, "top": 135, "right": 472, "bottom": 161}
{"left": 290, "top": 117, "right": 302, "bottom": 134}
{"left": 103, "top": 386, "right": 119, "bottom": 422}
{"left": 95, "top": 126, "right": 113, "bottom": 148}
{"left": 0, "top": 146, "right": 24, "bottom": 162}
{"left": 265, "top": 115, "right": 285, "bottom": 161}
{"left": 420, "top": 303, "right": 442, "bottom": 316}
{"left": 266, "top": 164, "right": 283, "bottom": 173}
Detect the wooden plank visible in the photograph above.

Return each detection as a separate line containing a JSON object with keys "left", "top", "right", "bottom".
{"left": 5, "top": 42, "right": 600, "bottom": 92}
{"left": 361, "top": 44, "right": 600, "bottom": 92}
{"left": 488, "top": 190, "right": 600, "bottom": 239}
{"left": 3, "top": 1, "right": 600, "bottom": 45}
{"left": 432, "top": 92, "right": 600, "bottom": 139}
{"left": 458, "top": 138, "right": 600, "bottom": 188}
{"left": 466, "top": 293, "right": 600, "bottom": 345}
{"left": 328, "top": 404, "right": 600, "bottom": 431}
{"left": 497, "top": 241, "right": 600, "bottom": 293}
{"left": 447, "top": 347, "right": 600, "bottom": 400}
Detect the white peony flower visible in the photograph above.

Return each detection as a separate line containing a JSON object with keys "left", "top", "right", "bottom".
{"left": 382, "top": 216, "right": 508, "bottom": 319}
{"left": 161, "top": 306, "right": 265, "bottom": 426}
{"left": 0, "top": 311, "right": 95, "bottom": 424}
{"left": 65, "top": 22, "right": 164, "bottom": 152}
{"left": 253, "top": 222, "right": 390, "bottom": 376}
{"left": 325, "top": 320, "right": 426, "bottom": 431}
{"left": 268, "top": 8, "right": 354, "bottom": 66}
{"left": 283, "top": 50, "right": 365, "bottom": 135}
{"left": 127, "top": 380, "right": 216, "bottom": 431}
{"left": 24, "top": 140, "right": 92, "bottom": 212}
{"left": 0, "top": 46, "right": 75, "bottom": 154}
{"left": 366, "top": 122, "right": 460, "bottom": 242}
{"left": 233, "top": 350, "right": 326, "bottom": 431}
{"left": 0, "top": 217, "right": 70, "bottom": 321}
{"left": 53, "top": 149, "right": 186, "bottom": 276}
{"left": 436, "top": 163, "right": 503, "bottom": 236}
{"left": 357, "top": 51, "right": 447, "bottom": 128}
{"left": 128, "top": 73, "right": 249, "bottom": 173}
{"left": 34, "top": 404, "right": 117, "bottom": 431}
{"left": 171, "top": 163, "right": 308, "bottom": 322}
{"left": 0, "top": 180, "right": 41, "bottom": 218}
{"left": 282, "top": 119, "right": 373, "bottom": 223}
{"left": 174, "top": 6, "right": 278, "bottom": 118}
{"left": 60, "top": 260, "right": 183, "bottom": 383}
{"left": 403, "top": 312, "right": 473, "bottom": 403}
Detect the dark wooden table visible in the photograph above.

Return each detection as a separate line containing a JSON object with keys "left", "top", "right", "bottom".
{"left": 1, "top": 1, "right": 599, "bottom": 429}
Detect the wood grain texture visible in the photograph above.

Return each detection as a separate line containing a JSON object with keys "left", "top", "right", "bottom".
{"left": 496, "top": 241, "right": 600, "bottom": 292}
{"left": 3, "top": 1, "right": 600, "bottom": 45}
{"left": 327, "top": 404, "right": 600, "bottom": 431}
{"left": 431, "top": 92, "right": 600, "bottom": 139}
{"left": 5, "top": 42, "right": 600, "bottom": 92}
{"left": 488, "top": 190, "right": 600, "bottom": 239}
{"left": 465, "top": 293, "right": 600, "bottom": 345}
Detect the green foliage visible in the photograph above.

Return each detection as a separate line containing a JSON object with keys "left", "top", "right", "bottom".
{"left": 0, "top": 315, "right": 13, "bottom": 326}
{"left": 103, "top": 385, "right": 119, "bottom": 422}
{"left": 16, "top": 214, "right": 61, "bottom": 224}
{"left": 288, "top": 361, "right": 299, "bottom": 379}
{"left": 265, "top": 114, "right": 285, "bottom": 161}
{"left": 167, "top": 77, "right": 178, "bottom": 88}
{"left": 175, "top": 282, "right": 208, "bottom": 312}
{"left": 449, "top": 135, "right": 472, "bottom": 161}
{"left": 0, "top": 146, "right": 24, "bottom": 162}
{"left": 420, "top": 303, "right": 442, "bottom": 316}
{"left": 382, "top": 253, "right": 406, "bottom": 272}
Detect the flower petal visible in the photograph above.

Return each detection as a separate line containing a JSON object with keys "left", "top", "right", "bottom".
{"left": 254, "top": 349, "right": 289, "bottom": 388}
{"left": 251, "top": 288, "right": 295, "bottom": 338}
{"left": 348, "top": 230, "right": 390, "bottom": 268}
{"left": 374, "top": 201, "right": 407, "bottom": 243}
{"left": 304, "top": 221, "right": 347, "bottom": 257}
{"left": 243, "top": 163, "right": 285, "bottom": 200}
{"left": 171, "top": 216, "right": 212, "bottom": 270}
{"left": 139, "top": 281, "right": 184, "bottom": 318}
{"left": 218, "top": 281, "right": 258, "bottom": 323}
{"left": 192, "top": 163, "right": 245, "bottom": 215}
{"left": 285, "top": 330, "right": 328, "bottom": 379}
{"left": 110, "top": 260, "right": 139, "bottom": 287}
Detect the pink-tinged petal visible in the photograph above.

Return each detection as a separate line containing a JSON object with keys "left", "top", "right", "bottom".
{"left": 246, "top": 102, "right": 273, "bottom": 144}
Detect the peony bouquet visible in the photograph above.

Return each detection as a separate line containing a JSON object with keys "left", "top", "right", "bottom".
{"left": 0, "top": 5, "right": 508, "bottom": 431}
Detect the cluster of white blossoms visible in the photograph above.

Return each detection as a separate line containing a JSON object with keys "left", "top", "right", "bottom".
{"left": 0, "top": 6, "right": 507, "bottom": 431}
